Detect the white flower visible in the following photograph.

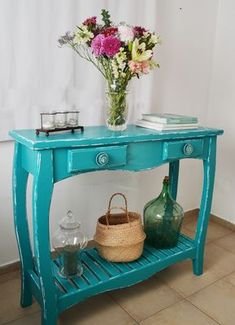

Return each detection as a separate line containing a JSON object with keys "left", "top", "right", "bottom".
{"left": 150, "top": 33, "right": 161, "bottom": 45}
{"left": 131, "top": 39, "right": 152, "bottom": 62}
{"left": 143, "top": 31, "right": 161, "bottom": 45}
{"left": 118, "top": 23, "right": 134, "bottom": 42}
{"left": 73, "top": 25, "right": 94, "bottom": 45}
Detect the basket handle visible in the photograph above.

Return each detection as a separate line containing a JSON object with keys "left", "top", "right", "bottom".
{"left": 105, "top": 193, "right": 130, "bottom": 226}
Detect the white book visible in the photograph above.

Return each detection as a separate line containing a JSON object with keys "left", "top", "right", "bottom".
{"left": 142, "top": 113, "right": 198, "bottom": 124}
{"left": 135, "top": 119, "right": 199, "bottom": 131}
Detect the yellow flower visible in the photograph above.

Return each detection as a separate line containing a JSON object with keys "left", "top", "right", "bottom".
{"left": 131, "top": 39, "right": 153, "bottom": 62}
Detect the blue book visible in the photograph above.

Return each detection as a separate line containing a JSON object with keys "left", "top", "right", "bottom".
{"left": 142, "top": 113, "right": 198, "bottom": 124}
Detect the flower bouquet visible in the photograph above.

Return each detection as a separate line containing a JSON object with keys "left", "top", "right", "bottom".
{"left": 59, "top": 9, "right": 160, "bottom": 131}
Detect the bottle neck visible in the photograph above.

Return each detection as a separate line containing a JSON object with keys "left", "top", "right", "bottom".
{"left": 160, "top": 182, "right": 169, "bottom": 198}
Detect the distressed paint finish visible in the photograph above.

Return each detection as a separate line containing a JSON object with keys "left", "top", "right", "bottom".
{"left": 32, "top": 150, "right": 57, "bottom": 324}
{"left": 193, "top": 136, "right": 217, "bottom": 275}
{"left": 9, "top": 125, "right": 223, "bottom": 150}
{"left": 57, "top": 235, "right": 196, "bottom": 312}
{"left": 10, "top": 125, "right": 223, "bottom": 325}
{"left": 169, "top": 160, "right": 180, "bottom": 200}
{"left": 12, "top": 143, "right": 33, "bottom": 307}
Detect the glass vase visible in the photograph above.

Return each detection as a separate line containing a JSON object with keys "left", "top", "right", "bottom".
{"left": 144, "top": 176, "right": 184, "bottom": 248}
{"left": 105, "top": 85, "right": 128, "bottom": 131}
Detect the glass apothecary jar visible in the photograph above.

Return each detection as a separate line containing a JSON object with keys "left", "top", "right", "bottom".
{"left": 52, "top": 211, "right": 87, "bottom": 277}
{"left": 144, "top": 176, "right": 184, "bottom": 248}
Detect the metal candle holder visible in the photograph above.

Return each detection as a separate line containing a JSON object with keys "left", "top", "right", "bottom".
{"left": 35, "top": 111, "right": 84, "bottom": 136}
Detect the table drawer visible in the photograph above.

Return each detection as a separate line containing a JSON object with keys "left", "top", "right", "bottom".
{"left": 68, "top": 145, "right": 127, "bottom": 172}
{"left": 163, "top": 139, "right": 204, "bottom": 160}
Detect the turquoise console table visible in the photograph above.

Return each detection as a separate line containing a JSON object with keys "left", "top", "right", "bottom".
{"left": 9, "top": 125, "right": 223, "bottom": 324}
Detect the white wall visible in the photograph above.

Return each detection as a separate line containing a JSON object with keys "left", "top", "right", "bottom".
{"left": 207, "top": 0, "right": 235, "bottom": 222}
{"left": 155, "top": 0, "right": 218, "bottom": 121}
{"left": 0, "top": 0, "right": 224, "bottom": 266}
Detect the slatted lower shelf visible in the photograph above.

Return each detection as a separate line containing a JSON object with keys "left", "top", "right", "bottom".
{"left": 29, "top": 234, "right": 196, "bottom": 313}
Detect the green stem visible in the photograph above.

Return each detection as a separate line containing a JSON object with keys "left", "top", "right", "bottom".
{"left": 69, "top": 42, "right": 106, "bottom": 78}
{"left": 106, "top": 88, "right": 128, "bottom": 126}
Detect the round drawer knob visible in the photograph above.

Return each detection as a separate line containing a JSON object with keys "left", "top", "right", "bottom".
{"left": 183, "top": 143, "right": 194, "bottom": 156}
{"left": 96, "top": 152, "right": 109, "bottom": 166}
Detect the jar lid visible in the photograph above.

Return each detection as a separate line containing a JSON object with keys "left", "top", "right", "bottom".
{"left": 60, "top": 210, "right": 81, "bottom": 230}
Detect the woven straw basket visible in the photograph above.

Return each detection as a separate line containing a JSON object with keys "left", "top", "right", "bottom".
{"left": 94, "top": 193, "right": 146, "bottom": 262}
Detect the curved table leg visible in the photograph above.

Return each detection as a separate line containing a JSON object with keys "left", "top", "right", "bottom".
{"left": 32, "top": 150, "right": 57, "bottom": 325}
{"left": 193, "top": 137, "right": 217, "bottom": 275}
{"left": 13, "top": 143, "right": 33, "bottom": 307}
{"left": 169, "top": 160, "right": 180, "bottom": 200}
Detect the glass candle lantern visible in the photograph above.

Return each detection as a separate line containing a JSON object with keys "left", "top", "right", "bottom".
{"left": 41, "top": 112, "right": 55, "bottom": 130}
{"left": 52, "top": 211, "right": 88, "bottom": 277}
{"left": 55, "top": 111, "right": 67, "bottom": 128}
{"left": 67, "top": 111, "right": 79, "bottom": 127}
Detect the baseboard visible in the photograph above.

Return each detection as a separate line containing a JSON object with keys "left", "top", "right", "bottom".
{"left": 0, "top": 260, "right": 20, "bottom": 276}
{"left": 184, "top": 208, "right": 199, "bottom": 218}
{"left": 0, "top": 213, "right": 234, "bottom": 275}
{"left": 184, "top": 208, "right": 235, "bottom": 231}
{"left": 210, "top": 213, "right": 235, "bottom": 231}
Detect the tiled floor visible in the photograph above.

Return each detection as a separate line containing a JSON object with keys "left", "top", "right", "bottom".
{"left": 1, "top": 214, "right": 235, "bottom": 325}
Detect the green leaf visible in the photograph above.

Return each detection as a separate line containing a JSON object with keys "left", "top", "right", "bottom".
{"left": 101, "top": 9, "right": 112, "bottom": 27}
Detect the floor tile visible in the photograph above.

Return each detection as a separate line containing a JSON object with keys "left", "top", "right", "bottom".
{"left": 181, "top": 224, "right": 195, "bottom": 239}
{"left": 158, "top": 242, "right": 235, "bottom": 297}
{"left": 140, "top": 300, "right": 218, "bottom": 325}
{"left": 182, "top": 211, "right": 198, "bottom": 225}
{"left": 157, "top": 259, "right": 219, "bottom": 298}
{"left": 0, "top": 270, "right": 20, "bottom": 284}
{"left": 223, "top": 271, "right": 235, "bottom": 287}
{"left": 109, "top": 276, "right": 182, "bottom": 322}
{"left": 188, "top": 279, "right": 235, "bottom": 325}
{"left": 5, "top": 312, "right": 40, "bottom": 325}
{"left": 213, "top": 232, "right": 235, "bottom": 254}
{"left": 0, "top": 271, "right": 39, "bottom": 324}
{"left": 204, "top": 242, "right": 235, "bottom": 277}
{"left": 59, "top": 293, "right": 137, "bottom": 325}
{"left": 184, "top": 220, "right": 232, "bottom": 243}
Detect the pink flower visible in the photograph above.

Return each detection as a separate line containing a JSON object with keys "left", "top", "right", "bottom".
{"left": 91, "top": 35, "right": 120, "bottom": 57}
{"left": 83, "top": 16, "right": 97, "bottom": 26}
{"left": 141, "top": 61, "right": 151, "bottom": 73}
{"left": 102, "top": 36, "right": 121, "bottom": 57}
{"left": 129, "top": 60, "right": 150, "bottom": 74}
{"left": 118, "top": 24, "right": 134, "bottom": 42}
{"left": 91, "top": 34, "right": 105, "bottom": 56}
{"left": 129, "top": 61, "right": 139, "bottom": 73}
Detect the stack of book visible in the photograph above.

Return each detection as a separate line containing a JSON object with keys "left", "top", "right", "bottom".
{"left": 135, "top": 113, "right": 198, "bottom": 131}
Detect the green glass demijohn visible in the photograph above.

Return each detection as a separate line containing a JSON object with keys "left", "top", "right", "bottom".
{"left": 144, "top": 176, "right": 184, "bottom": 248}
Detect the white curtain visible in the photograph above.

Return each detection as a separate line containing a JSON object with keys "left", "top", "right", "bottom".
{"left": 0, "top": 0, "right": 158, "bottom": 141}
